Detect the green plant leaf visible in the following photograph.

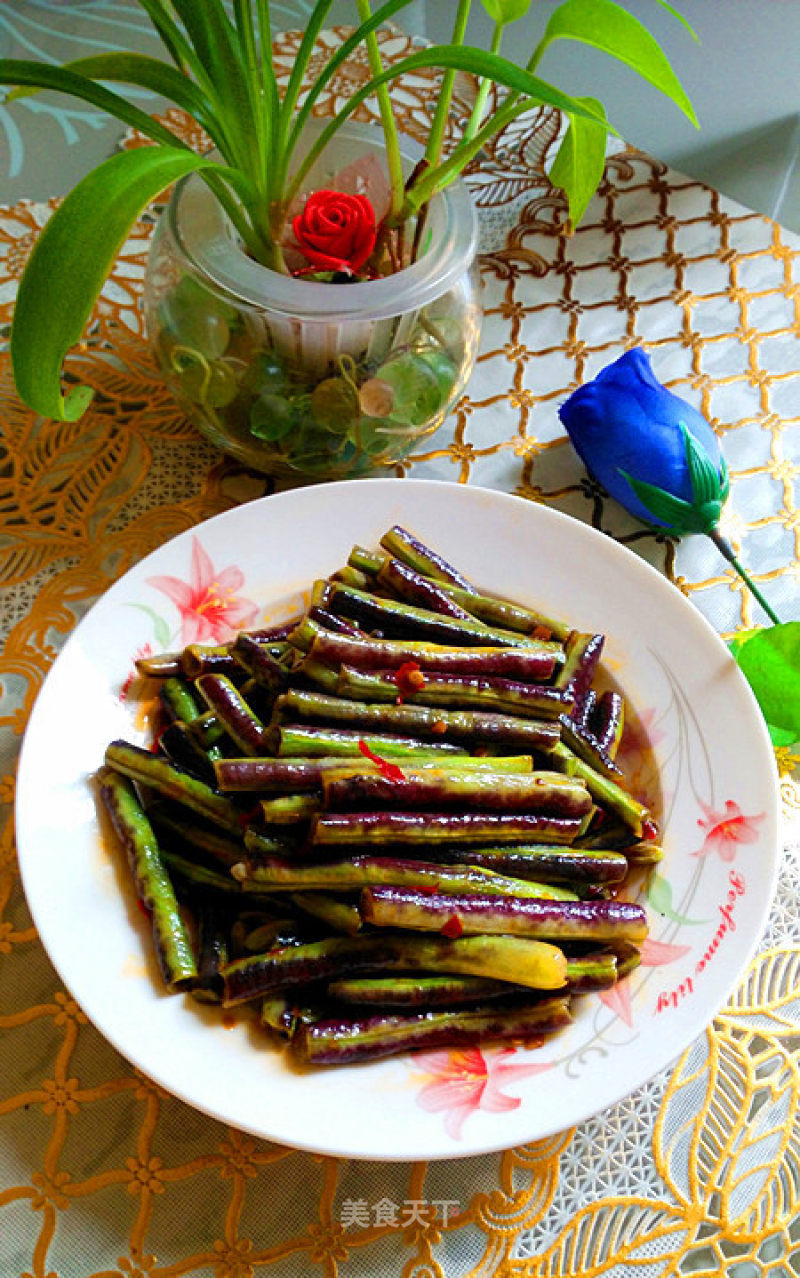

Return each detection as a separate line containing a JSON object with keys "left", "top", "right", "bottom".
{"left": 548, "top": 95, "right": 609, "bottom": 226}
{"left": 655, "top": 0, "right": 700, "bottom": 40}
{"left": 538, "top": 0, "right": 698, "bottom": 125}
{"left": 728, "top": 628, "right": 761, "bottom": 661}
{"left": 480, "top": 0, "right": 534, "bottom": 22}
{"left": 647, "top": 873, "right": 708, "bottom": 925}
{"left": 731, "top": 622, "right": 800, "bottom": 748}
{"left": 288, "top": 43, "right": 611, "bottom": 204}
{"left": 168, "top": 0, "right": 256, "bottom": 169}
{"left": 136, "top": 0, "right": 197, "bottom": 72}
{"left": 283, "top": 0, "right": 420, "bottom": 164}
{"left": 10, "top": 145, "right": 223, "bottom": 422}
{"left": 11, "top": 51, "right": 214, "bottom": 126}
{"left": 0, "top": 59, "right": 197, "bottom": 150}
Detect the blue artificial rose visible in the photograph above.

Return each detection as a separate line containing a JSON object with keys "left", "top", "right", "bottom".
{"left": 558, "top": 348, "right": 729, "bottom": 534}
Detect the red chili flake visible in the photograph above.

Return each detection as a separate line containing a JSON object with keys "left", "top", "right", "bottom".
{"left": 416, "top": 880, "right": 441, "bottom": 896}
{"left": 357, "top": 739, "right": 406, "bottom": 783}
{"left": 642, "top": 817, "right": 659, "bottom": 841}
{"left": 431, "top": 719, "right": 447, "bottom": 736}
{"left": 393, "top": 661, "right": 427, "bottom": 697}
{"left": 136, "top": 898, "right": 152, "bottom": 918}
{"left": 532, "top": 625, "right": 552, "bottom": 641}
{"left": 440, "top": 914, "right": 463, "bottom": 938}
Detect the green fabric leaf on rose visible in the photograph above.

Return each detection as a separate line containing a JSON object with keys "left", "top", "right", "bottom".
{"left": 730, "top": 622, "right": 800, "bottom": 748}
{"left": 686, "top": 426, "right": 727, "bottom": 506}
{"left": 620, "top": 421, "right": 727, "bottom": 535}
{"left": 621, "top": 472, "right": 723, "bottom": 534}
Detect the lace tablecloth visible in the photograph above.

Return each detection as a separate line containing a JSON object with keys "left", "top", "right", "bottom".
{"left": 2, "top": 26, "right": 800, "bottom": 1278}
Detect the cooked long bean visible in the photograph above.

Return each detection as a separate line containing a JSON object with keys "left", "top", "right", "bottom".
{"left": 321, "top": 769, "right": 591, "bottom": 816}
{"left": 98, "top": 768, "right": 196, "bottom": 991}
{"left": 271, "top": 723, "right": 466, "bottom": 758}
{"left": 293, "top": 996, "right": 573, "bottom": 1065}
{"left": 275, "top": 688, "right": 562, "bottom": 752}
{"left": 159, "top": 676, "right": 203, "bottom": 725}
{"left": 214, "top": 753, "right": 535, "bottom": 792}
{"left": 360, "top": 886, "right": 649, "bottom": 943}
{"left": 326, "top": 580, "right": 562, "bottom": 651}
{"left": 295, "top": 621, "right": 562, "bottom": 680}
{"left": 221, "top": 933, "right": 569, "bottom": 1005}
{"left": 334, "top": 665, "right": 573, "bottom": 719}
{"left": 195, "top": 674, "right": 270, "bottom": 755}
{"left": 377, "top": 555, "right": 474, "bottom": 619}
{"left": 551, "top": 743, "right": 652, "bottom": 837}
{"left": 329, "top": 955, "right": 615, "bottom": 1005}
{"left": 430, "top": 843, "right": 630, "bottom": 885}
{"left": 590, "top": 690, "right": 625, "bottom": 757}
{"left": 104, "top": 740, "right": 241, "bottom": 832}
{"left": 147, "top": 803, "right": 247, "bottom": 868}
{"left": 379, "top": 525, "right": 478, "bottom": 592}
{"left": 311, "top": 810, "right": 586, "bottom": 847}
{"left": 230, "top": 853, "right": 578, "bottom": 900}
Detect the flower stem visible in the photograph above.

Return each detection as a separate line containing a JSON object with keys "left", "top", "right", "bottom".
{"left": 707, "top": 529, "right": 781, "bottom": 626}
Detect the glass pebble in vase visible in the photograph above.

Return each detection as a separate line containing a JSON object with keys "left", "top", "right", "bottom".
{"left": 143, "top": 121, "right": 481, "bottom": 480}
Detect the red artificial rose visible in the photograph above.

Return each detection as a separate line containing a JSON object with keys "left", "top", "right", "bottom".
{"left": 292, "top": 189, "right": 377, "bottom": 275}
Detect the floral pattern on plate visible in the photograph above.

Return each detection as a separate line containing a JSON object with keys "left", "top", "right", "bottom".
{"left": 412, "top": 1047, "right": 553, "bottom": 1140}
{"left": 144, "top": 536, "right": 259, "bottom": 647}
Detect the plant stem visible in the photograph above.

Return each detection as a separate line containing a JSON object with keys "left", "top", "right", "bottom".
{"left": 708, "top": 528, "right": 782, "bottom": 626}
{"left": 400, "top": 91, "right": 537, "bottom": 218}
{"left": 425, "top": 0, "right": 471, "bottom": 169}
{"left": 463, "top": 21, "right": 503, "bottom": 144}
{"left": 356, "top": 0, "right": 405, "bottom": 221}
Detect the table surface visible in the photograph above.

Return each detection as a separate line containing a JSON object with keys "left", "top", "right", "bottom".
{"left": 1, "top": 15, "right": 800, "bottom": 1278}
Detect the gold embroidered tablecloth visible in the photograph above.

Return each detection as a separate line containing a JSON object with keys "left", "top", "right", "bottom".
{"left": 2, "top": 25, "right": 800, "bottom": 1278}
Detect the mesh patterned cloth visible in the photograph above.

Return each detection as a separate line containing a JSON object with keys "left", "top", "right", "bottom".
{"left": 1, "top": 24, "right": 799, "bottom": 1278}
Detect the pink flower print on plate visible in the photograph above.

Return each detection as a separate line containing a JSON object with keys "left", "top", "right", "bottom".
{"left": 599, "top": 936, "right": 692, "bottom": 1027}
{"left": 692, "top": 799, "right": 765, "bottom": 862}
{"left": 146, "top": 537, "right": 259, "bottom": 646}
{"left": 413, "top": 1047, "right": 552, "bottom": 1140}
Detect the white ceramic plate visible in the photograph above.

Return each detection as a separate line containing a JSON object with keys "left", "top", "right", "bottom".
{"left": 16, "top": 479, "right": 780, "bottom": 1161}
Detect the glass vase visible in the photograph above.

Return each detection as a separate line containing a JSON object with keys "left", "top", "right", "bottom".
{"left": 143, "top": 121, "right": 481, "bottom": 480}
